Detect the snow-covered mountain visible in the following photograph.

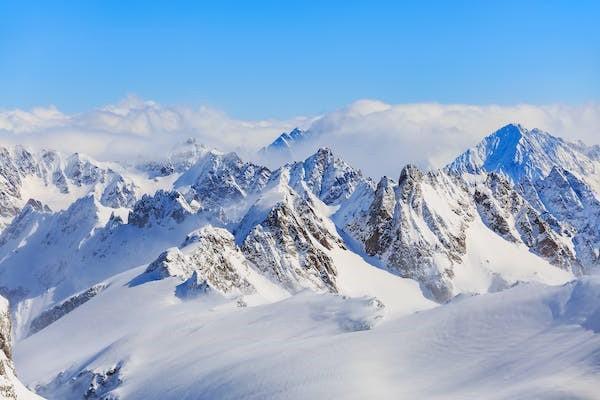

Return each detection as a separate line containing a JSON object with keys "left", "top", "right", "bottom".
{"left": 447, "top": 123, "right": 600, "bottom": 193}
{"left": 0, "top": 124, "right": 599, "bottom": 399}
{"left": 258, "top": 128, "right": 311, "bottom": 159}
{"left": 0, "top": 146, "right": 141, "bottom": 229}
{"left": 334, "top": 164, "right": 579, "bottom": 301}
{"left": 137, "top": 138, "right": 211, "bottom": 178}
{"left": 446, "top": 123, "right": 600, "bottom": 273}
{"left": 0, "top": 138, "right": 220, "bottom": 231}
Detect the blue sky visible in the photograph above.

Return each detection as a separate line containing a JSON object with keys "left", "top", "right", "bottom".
{"left": 1, "top": 0, "right": 598, "bottom": 118}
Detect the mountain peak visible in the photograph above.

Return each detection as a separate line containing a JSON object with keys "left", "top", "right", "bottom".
{"left": 446, "top": 124, "right": 600, "bottom": 188}
{"left": 279, "top": 146, "right": 365, "bottom": 206}
{"left": 267, "top": 128, "right": 307, "bottom": 150}
{"left": 398, "top": 164, "right": 423, "bottom": 186}
{"left": 309, "top": 147, "right": 334, "bottom": 160}
{"left": 258, "top": 127, "right": 312, "bottom": 159}
{"left": 288, "top": 127, "right": 305, "bottom": 139}
{"left": 492, "top": 122, "right": 525, "bottom": 141}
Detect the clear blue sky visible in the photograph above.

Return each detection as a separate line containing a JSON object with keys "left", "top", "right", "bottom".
{"left": 1, "top": 0, "right": 598, "bottom": 118}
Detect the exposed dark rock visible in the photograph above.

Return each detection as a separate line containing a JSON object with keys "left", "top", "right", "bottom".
{"left": 28, "top": 284, "right": 108, "bottom": 336}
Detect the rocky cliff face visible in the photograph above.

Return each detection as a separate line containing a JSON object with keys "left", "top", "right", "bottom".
{"left": 447, "top": 125, "right": 599, "bottom": 272}
{"left": 128, "top": 190, "right": 199, "bottom": 228}
{"left": 143, "top": 226, "right": 255, "bottom": 297}
{"left": 1, "top": 296, "right": 41, "bottom": 399}
{"left": 28, "top": 284, "right": 108, "bottom": 336}
{"left": 240, "top": 190, "right": 342, "bottom": 293}
{"left": 530, "top": 167, "right": 600, "bottom": 270}
{"left": 0, "top": 296, "right": 16, "bottom": 399}
{"left": 474, "top": 173, "right": 581, "bottom": 271}
{"left": 281, "top": 147, "right": 366, "bottom": 206}
{"left": 174, "top": 150, "right": 271, "bottom": 213}
{"left": 339, "top": 165, "right": 473, "bottom": 301}
{"left": 130, "top": 221, "right": 291, "bottom": 303}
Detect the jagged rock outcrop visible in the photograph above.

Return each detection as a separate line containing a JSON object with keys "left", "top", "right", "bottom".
{"left": 143, "top": 226, "right": 255, "bottom": 296}
{"left": 340, "top": 165, "right": 472, "bottom": 301}
{"left": 63, "top": 153, "right": 107, "bottom": 187}
{"left": 174, "top": 151, "right": 271, "bottom": 211}
{"left": 281, "top": 148, "right": 366, "bottom": 205}
{"left": 532, "top": 167, "right": 600, "bottom": 269}
{"left": 144, "top": 247, "right": 188, "bottom": 280}
{"left": 37, "top": 362, "right": 123, "bottom": 400}
{"left": 175, "top": 271, "right": 213, "bottom": 299}
{"left": 0, "top": 296, "right": 16, "bottom": 399}
{"left": 0, "top": 296, "right": 41, "bottom": 399}
{"left": 240, "top": 185, "right": 344, "bottom": 293}
{"left": 28, "top": 284, "right": 108, "bottom": 336}
{"left": 363, "top": 177, "right": 398, "bottom": 255}
{"left": 475, "top": 173, "right": 580, "bottom": 272}
{"left": 100, "top": 175, "right": 137, "bottom": 209}
{"left": 128, "top": 190, "right": 198, "bottom": 228}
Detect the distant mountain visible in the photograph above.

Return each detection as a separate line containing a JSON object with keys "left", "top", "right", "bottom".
{"left": 0, "top": 146, "right": 140, "bottom": 229}
{"left": 447, "top": 123, "right": 600, "bottom": 193}
{"left": 259, "top": 128, "right": 310, "bottom": 158}
{"left": 136, "top": 138, "right": 210, "bottom": 178}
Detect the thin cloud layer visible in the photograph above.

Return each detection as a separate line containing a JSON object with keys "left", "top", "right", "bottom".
{"left": 0, "top": 96, "right": 598, "bottom": 178}
{"left": 0, "top": 95, "right": 308, "bottom": 164}
{"left": 272, "top": 100, "right": 600, "bottom": 178}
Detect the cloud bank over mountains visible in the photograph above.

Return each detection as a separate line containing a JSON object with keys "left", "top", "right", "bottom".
{"left": 1, "top": 96, "right": 598, "bottom": 177}
{"left": 291, "top": 100, "right": 600, "bottom": 177}
{"left": 0, "top": 95, "right": 308, "bottom": 165}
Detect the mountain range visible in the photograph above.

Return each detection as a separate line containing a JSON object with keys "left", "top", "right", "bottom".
{"left": 0, "top": 123, "right": 599, "bottom": 399}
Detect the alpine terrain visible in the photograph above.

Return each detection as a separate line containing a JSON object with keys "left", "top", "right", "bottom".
{"left": 0, "top": 124, "right": 598, "bottom": 399}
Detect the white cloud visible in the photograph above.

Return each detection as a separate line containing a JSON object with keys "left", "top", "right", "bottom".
{"left": 286, "top": 101, "right": 600, "bottom": 178}
{"left": 0, "top": 95, "right": 309, "bottom": 164}
{"left": 0, "top": 96, "right": 598, "bottom": 178}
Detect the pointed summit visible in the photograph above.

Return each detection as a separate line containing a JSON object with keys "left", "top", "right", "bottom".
{"left": 447, "top": 124, "right": 600, "bottom": 188}
{"left": 278, "top": 147, "right": 365, "bottom": 205}
{"left": 398, "top": 164, "right": 423, "bottom": 186}
{"left": 259, "top": 127, "right": 310, "bottom": 156}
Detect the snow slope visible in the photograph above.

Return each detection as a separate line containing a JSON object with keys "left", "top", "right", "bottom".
{"left": 14, "top": 272, "right": 600, "bottom": 399}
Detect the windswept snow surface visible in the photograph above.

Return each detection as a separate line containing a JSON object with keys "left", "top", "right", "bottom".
{"left": 14, "top": 272, "right": 600, "bottom": 400}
